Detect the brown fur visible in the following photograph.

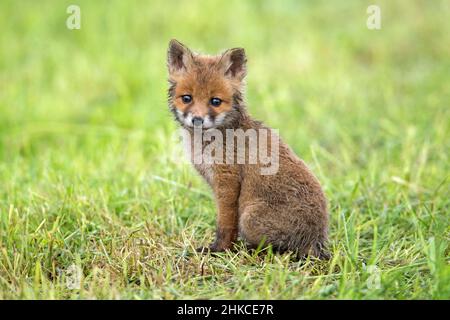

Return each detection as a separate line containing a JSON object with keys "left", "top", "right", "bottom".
{"left": 167, "top": 39, "right": 330, "bottom": 259}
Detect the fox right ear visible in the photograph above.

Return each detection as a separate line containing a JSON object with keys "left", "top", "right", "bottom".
{"left": 219, "top": 48, "right": 247, "bottom": 80}
{"left": 167, "top": 39, "right": 193, "bottom": 73}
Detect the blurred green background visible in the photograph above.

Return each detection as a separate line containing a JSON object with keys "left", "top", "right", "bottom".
{"left": 0, "top": 0, "right": 448, "bottom": 299}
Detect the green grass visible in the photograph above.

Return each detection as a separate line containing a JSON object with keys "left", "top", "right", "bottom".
{"left": 0, "top": 0, "right": 449, "bottom": 299}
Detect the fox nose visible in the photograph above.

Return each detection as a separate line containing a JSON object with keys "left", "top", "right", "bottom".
{"left": 192, "top": 117, "right": 204, "bottom": 127}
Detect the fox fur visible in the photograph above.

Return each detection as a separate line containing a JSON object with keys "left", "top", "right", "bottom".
{"left": 167, "top": 39, "right": 329, "bottom": 259}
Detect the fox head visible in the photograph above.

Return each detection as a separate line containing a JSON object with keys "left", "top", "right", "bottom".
{"left": 167, "top": 39, "right": 247, "bottom": 129}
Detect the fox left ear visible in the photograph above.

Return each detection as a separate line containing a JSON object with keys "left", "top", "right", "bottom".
{"left": 219, "top": 48, "right": 247, "bottom": 80}
{"left": 167, "top": 39, "right": 194, "bottom": 74}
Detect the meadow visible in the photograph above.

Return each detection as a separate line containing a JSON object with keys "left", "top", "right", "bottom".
{"left": 0, "top": 0, "right": 448, "bottom": 299}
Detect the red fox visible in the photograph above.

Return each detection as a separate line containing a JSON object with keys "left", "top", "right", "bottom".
{"left": 167, "top": 39, "right": 329, "bottom": 259}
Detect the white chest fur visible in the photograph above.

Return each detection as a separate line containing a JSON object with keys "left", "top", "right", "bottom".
{"left": 180, "top": 129, "right": 215, "bottom": 185}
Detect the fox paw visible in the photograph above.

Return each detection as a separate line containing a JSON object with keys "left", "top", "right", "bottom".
{"left": 196, "top": 243, "right": 229, "bottom": 254}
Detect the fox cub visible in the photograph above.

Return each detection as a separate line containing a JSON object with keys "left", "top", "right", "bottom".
{"left": 167, "top": 39, "right": 329, "bottom": 258}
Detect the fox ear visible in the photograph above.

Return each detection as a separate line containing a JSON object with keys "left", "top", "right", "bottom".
{"left": 167, "top": 39, "right": 193, "bottom": 73}
{"left": 220, "top": 48, "right": 247, "bottom": 80}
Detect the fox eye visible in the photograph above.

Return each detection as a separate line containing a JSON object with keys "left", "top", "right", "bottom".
{"left": 210, "top": 97, "right": 222, "bottom": 107}
{"left": 181, "top": 95, "right": 192, "bottom": 104}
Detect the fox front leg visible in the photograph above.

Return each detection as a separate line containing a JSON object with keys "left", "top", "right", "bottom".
{"left": 197, "top": 167, "right": 240, "bottom": 253}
